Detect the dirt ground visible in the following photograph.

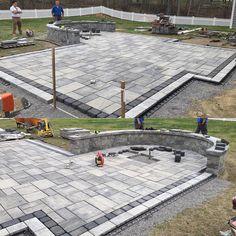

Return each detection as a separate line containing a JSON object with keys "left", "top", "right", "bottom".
{"left": 188, "top": 80, "right": 236, "bottom": 118}
{"left": 181, "top": 36, "right": 236, "bottom": 49}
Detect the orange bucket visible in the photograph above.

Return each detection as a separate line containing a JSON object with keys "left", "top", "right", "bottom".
{"left": 0, "top": 93, "right": 14, "bottom": 112}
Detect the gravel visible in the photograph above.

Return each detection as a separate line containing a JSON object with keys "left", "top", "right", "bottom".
{"left": 109, "top": 178, "right": 230, "bottom": 236}
{"left": 150, "top": 68, "right": 236, "bottom": 118}
{"left": 0, "top": 83, "right": 88, "bottom": 118}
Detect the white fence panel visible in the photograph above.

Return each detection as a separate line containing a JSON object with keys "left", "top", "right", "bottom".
{"left": 0, "top": 6, "right": 231, "bottom": 27}
{"left": 68, "top": 8, "right": 81, "bottom": 16}
{"left": 215, "top": 18, "right": 231, "bottom": 27}
{"left": 0, "top": 10, "right": 13, "bottom": 20}
{"left": 93, "top": 6, "right": 101, "bottom": 14}
{"left": 122, "top": 12, "right": 132, "bottom": 21}
{"left": 193, "top": 17, "right": 214, "bottom": 26}
{"left": 110, "top": 10, "right": 120, "bottom": 18}
{"left": 102, "top": 7, "right": 114, "bottom": 17}
{"left": 173, "top": 16, "right": 192, "bottom": 25}
{"left": 80, "top": 7, "right": 93, "bottom": 16}
{"left": 36, "top": 9, "right": 51, "bottom": 18}
{"left": 21, "top": 9, "right": 35, "bottom": 19}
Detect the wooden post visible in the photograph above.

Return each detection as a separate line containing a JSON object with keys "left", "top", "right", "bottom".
{"left": 120, "top": 81, "right": 126, "bottom": 118}
{"left": 52, "top": 47, "right": 56, "bottom": 109}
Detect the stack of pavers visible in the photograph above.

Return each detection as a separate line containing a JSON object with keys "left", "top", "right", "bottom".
{"left": 215, "top": 140, "right": 227, "bottom": 151}
{"left": 0, "top": 128, "right": 25, "bottom": 141}
{"left": 174, "top": 150, "right": 185, "bottom": 163}
{"left": 0, "top": 38, "right": 34, "bottom": 49}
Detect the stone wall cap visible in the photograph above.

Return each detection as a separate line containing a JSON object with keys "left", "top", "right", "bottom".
{"left": 68, "top": 129, "right": 214, "bottom": 144}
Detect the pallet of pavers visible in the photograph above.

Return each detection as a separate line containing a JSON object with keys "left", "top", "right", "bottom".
{"left": 0, "top": 38, "right": 35, "bottom": 49}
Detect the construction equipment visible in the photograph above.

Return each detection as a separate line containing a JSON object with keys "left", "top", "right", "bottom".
{"left": 152, "top": 13, "right": 177, "bottom": 35}
{"left": 15, "top": 118, "right": 54, "bottom": 137}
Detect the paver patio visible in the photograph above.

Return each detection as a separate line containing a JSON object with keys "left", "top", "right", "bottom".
{"left": 0, "top": 32, "right": 235, "bottom": 117}
{"left": 0, "top": 139, "right": 212, "bottom": 235}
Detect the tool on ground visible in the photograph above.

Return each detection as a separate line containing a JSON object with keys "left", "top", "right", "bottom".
{"left": 0, "top": 93, "right": 14, "bottom": 117}
{"left": 15, "top": 118, "right": 54, "bottom": 137}
{"left": 95, "top": 151, "right": 105, "bottom": 167}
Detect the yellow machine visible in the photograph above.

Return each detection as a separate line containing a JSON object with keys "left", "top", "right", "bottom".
{"left": 15, "top": 118, "right": 54, "bottom": 137}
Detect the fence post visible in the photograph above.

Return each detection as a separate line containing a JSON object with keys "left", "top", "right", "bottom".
{"left": 213, "top": 17, "right": 216, "bottom": 26}
{"left": 191, "top": 16, "right": 195, "bottom": 25}
{"left": 100, "top": 5, "right": 103, "bottom": 14}
{"left": 230, "top": 0, "right": 236, "bottom": 28}
{"left": 34, "top": 9, "right": 38, "bottom": 18}
{"left": 111, "top": 8, "right": 114, "bottom": 17}
{"left": 143, "top": 13, "right": 146, "bottom": 22}
{"left": 92, "top": 6, "right": 94, "bottom": 15}
{"left": 79, "top": 8, "right": 82, "bottom": 16}
{"left": 66, "top": 8, "right": 69, "bottom": 17}
{"left": 132, "top": 12, "right": 134, "bottom": 21}
{"left": 173, "top": 15, "right": 176, "bottom": 24}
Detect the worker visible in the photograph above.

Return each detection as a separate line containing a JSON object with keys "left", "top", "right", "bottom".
{"left": 195, "top": 112, "right": 204, "bottom": 134}
{"left": 10, "top": 0, "right": 22, "bottom": 36}
{"left": 201, "top": 113, "right": 208, "bottom": 135}
{"left": 134, "top": 116, "right": 144, "bottom": 130}
{"left": 52, "top": 0, "right": 64, "bottom": 22}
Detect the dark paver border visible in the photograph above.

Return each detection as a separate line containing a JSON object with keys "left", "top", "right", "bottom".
{"left": 0, "top": 210, "right": 70, "bottom": 236}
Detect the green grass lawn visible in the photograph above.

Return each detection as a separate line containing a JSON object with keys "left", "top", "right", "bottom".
{"left": 0, "top": 14, "right": 235, "bottom": 57}
{"left": 0, "top": 14, "right": 235, "bottom": 41}
{"left": 0, "top": 117, "right": 236, "bottom": 235}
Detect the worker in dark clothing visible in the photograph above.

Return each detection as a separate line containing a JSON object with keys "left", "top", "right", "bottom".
{"left": 134, "top": 116, "right": 144, "bottom": 130}
{"left": 201, "top": 113, "right": 208, "bottom": 135}
{"left": 195, "top": 112, "right": 203, "bottom": 134}
{"left": 52, "top": 0, "right": 64, "bottom": 22}
{"left": 195, "top": 112, "right": 208, "bottom": 135}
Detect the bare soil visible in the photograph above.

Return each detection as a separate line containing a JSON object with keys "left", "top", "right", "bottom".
{"left": 181, "top": 36, "right": 235, "bottom": 49}
{"left": 188, "top": 80, "right": 236, "bottom": 118}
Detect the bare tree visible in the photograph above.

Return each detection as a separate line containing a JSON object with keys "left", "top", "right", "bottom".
{"left": 176, "top": 0, "right": 181, "bottom": 15}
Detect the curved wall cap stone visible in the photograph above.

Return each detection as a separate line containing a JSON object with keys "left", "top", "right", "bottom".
{"left": 68, "top": 129, "right": 228, "bottom": 175}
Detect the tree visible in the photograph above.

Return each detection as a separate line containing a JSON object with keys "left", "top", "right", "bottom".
{"left": 176, "top": 0, "right": 181, "bottom": 15}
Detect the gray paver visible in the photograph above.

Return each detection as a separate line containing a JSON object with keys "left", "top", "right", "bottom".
{"left": 7, "top": 222, "right": 27, "bottom": 235}
{"left": 0, "top": 140, "right": 209, "bottom": 236}
{"left": 0, "top": 33, "right": 235, "bottom": 117}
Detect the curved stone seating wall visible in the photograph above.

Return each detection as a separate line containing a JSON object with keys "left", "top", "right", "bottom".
{"left": 69, "top": 130, "right": 229, "bottom": 175}
{"left": 47, "top": 25, "right": 80, "bottom": 45}
{"left": 55, "top": 20, "right": 116, "bottom": 32}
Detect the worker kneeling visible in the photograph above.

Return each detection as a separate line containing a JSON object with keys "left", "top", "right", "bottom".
{"left": 95, "top": 151, "right": 105, "bottom": 167}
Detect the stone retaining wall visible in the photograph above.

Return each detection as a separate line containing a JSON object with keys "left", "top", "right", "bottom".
{"left": 55, "top": 21, "right": 116, "bottom": 32}
{"left": 69, "top": 129, "right": 229, "bottom": 175}
{"left": 47, "top": 25, "right": 80, "bottom": 45}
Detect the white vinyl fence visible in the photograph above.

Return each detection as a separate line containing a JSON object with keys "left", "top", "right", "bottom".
{"left": 0, "top": 6, "right": 231, "bottom": 27}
